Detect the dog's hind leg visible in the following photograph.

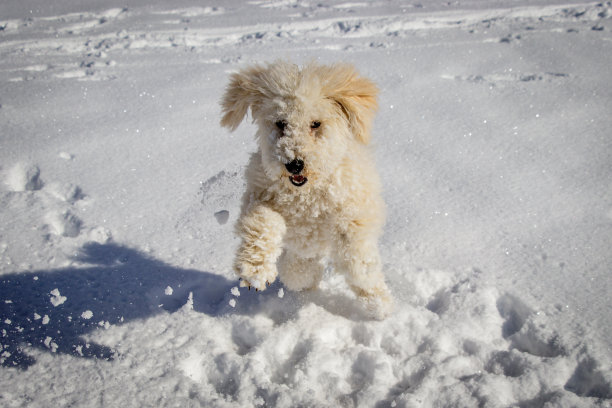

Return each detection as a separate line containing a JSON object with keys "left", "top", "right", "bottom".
{"left": 234, "top": 205, "right": 286, "bottom": 291}
{"left": 278, "top": 252, "right": 324, "bottom": 291}
{"left": 335, "top": 235, "right": 393, "bottom": 320}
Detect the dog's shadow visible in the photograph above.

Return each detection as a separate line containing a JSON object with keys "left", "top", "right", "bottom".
{"left": 1, "top": 242, "right": 370, "bottom": 369}
{"left": 0, "top": 242, "right": 243, "bottom": 369}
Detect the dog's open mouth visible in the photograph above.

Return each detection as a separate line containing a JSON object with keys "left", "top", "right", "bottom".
{"left": 289, "top": 175, "right": 307, "bottom": 187}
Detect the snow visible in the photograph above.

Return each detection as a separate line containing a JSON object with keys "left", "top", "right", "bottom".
{"left": 6, "top": 163, "right": 43, "bottom": 191}
{"left": 0, "top": 0, "right": 611, "bottom": 406}
{"left": 49, "top": 288, "right": 67, "bottom": 307}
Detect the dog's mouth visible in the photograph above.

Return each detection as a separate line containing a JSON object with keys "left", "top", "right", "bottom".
{"left": 289, "top": 174, "right": 308, "bottom": 187}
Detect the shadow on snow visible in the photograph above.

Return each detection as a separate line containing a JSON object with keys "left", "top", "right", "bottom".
{"left": 0, "top": 242, "right": 241, "bottom": 369}
{"left": 0, "top": 242, "right": 376, "bottom": 370}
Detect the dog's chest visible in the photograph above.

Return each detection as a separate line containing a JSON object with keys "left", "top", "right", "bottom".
{"left": 276, "top": 189, "right": 339, "bottom": 256}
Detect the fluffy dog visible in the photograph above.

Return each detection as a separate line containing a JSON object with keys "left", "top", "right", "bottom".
{"left": 220, "top": 61, "right": 392, "bottom": 319}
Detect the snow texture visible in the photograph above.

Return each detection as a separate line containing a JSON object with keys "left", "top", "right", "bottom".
{"left": 80, "top": 311, "right": 93, "bottom": 320}
{"left": 0, "top": 0, "right": 611, "bottom": 407}
{"left": 49, "top": 288, "right": 67, "bottom": 307}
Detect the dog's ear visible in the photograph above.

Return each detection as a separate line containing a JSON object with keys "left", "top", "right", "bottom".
{"left": 220, "top": 66, "right": 265, "bottom": 131}
{"left": 322, "top": 64, "right": 379, "bottom": 144}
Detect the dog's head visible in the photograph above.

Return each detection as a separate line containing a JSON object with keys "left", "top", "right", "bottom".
{"left": 220, "top": 61, "right": 378, "bottom": 188}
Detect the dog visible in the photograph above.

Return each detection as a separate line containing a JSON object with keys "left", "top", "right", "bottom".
{"left": 220, "top": 61, "right": 392, "bottom": 319}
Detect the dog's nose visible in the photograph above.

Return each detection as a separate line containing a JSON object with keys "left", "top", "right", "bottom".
{"left": 285, "top": 159, "right": 304, "bottom": 174}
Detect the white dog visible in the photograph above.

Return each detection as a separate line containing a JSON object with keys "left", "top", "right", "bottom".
{"left": 220, "top": 61, "right": 392, "bottom": 319}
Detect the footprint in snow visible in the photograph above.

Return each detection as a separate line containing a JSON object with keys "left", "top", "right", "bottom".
{"left": 416, "top": 267, "right": 612, "bottom": 402}
{"left": 6, "top": 163, "right": 43, "bottom": 192}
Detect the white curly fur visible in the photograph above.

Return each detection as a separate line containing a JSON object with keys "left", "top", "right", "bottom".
{"left": 220, "top": 61, "right": 392, "bottom": 319}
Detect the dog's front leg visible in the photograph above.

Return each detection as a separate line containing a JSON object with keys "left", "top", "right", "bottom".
{"left": 234, "top": 204, "right": 286, "bottom": 291}
{"left": 336, "top": 232, "right": 393, "bottom": 320}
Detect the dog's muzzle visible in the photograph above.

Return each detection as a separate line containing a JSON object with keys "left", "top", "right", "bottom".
{"left": 285, "top": 159, "right": 307, "bottom": 187}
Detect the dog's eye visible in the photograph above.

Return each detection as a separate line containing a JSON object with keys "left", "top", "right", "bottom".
{"left": 311, "top": 121, "right": 321, "bottom": 129}
{"left": 275, "top": 120, "right": 287, "bottom": 131}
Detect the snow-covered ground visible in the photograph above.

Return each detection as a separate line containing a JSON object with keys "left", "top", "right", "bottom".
{"left": 1, "top": 0, "right": 611, "bottom": 406}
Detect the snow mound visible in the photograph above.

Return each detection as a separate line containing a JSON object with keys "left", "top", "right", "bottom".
{"left": 5, "top": 163, "right": 43, "bottom": 192}
{"left": 5, "top": 252, "right": 609, "bottom": 406}
{"left": 46, "top": 210, "right": 82, "bottom": 238}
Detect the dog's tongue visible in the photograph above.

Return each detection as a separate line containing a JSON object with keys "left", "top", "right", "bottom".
{"left": 289, "top": 175, "right": 307, "bottom": 186}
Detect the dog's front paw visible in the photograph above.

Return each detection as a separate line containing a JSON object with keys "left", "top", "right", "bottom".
{"left": 235, "top": 261, "right": 277, "bottom": 291}
{"left": 357, "top": 286, "right": 394, "bottom": 320}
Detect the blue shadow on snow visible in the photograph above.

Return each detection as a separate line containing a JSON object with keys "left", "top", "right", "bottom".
{"left": 0, "top": 242, "right": 240, "bottom": 369}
